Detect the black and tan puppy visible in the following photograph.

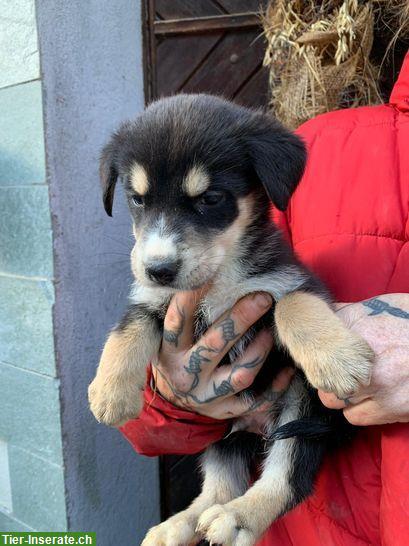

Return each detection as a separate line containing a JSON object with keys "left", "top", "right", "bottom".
{"left": 88, "top": 94, "right": 374, "bottom": 546}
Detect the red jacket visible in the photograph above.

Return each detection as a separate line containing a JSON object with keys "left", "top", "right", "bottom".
{"left": 121, "top": 52, "right": 409, "bottom": 545}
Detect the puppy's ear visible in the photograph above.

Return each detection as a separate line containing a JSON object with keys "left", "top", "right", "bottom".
{"left": 247, "top": 115, "right": 306, "bottom": 211}
{"left": 100, "top": 139, "right": 119, "bottom": 217}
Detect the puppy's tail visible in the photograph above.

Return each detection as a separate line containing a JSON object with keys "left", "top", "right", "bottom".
{"left": 269, "top": 417, "right": 355, "bottom": 442}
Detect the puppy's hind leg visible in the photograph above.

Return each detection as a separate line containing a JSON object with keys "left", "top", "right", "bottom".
{"left": 89, "top": 305, "right": 161, "bottom": 426}
{"left": 197, "top": 377, "right": 322, "bottom": 546}
{"left": 142, "top": 434, "right": 257, "bottom": 546}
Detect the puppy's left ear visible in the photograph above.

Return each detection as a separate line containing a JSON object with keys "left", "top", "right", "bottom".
{"left": 100, "top": 140, "right": 119, "bottom": 217}
{"left": 247, "top": 115, "right": 306, "bottom": 211}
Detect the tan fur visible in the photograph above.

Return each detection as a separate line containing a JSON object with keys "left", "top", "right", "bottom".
{"left": 196, "top": 383, "right": 301, "bottom": 546}
{"left": 88, "top": 318, "right": 160, "bottom": 426}
{"left": 142, "top": 449, "right": 249, "bottom": 546}
{"left": 274, "top": 291, "right": 374, "bottom": 397}
{"left": 130, "top": 163, "right": 149, "bottom": 195}
{"left": 182, "top": 165, "right": 210, "bottom": 197}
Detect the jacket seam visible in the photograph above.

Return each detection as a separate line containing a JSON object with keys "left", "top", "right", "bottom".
{"left": 304, "top": 116, "right": 409, "bottom": 134}
{"left": 293, "top": 232, "right": 408, "bottom": 247}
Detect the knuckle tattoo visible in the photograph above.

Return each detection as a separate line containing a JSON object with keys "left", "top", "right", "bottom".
{"left": 164, "top": 303, "right": 186, "bottom": 347}
{"left": 215, "top": 315, "right": 240, "bottom": 347}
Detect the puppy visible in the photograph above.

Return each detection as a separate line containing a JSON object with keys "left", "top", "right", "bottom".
{"left": 88, "top": 94, "right": 374, "bottom": 546}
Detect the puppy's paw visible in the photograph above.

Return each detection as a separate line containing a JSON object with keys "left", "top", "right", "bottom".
{"left": 197, "top": 504, "right": 258, "bottom": 546}
{"left": 305, "top": 333, "right": 375, "bottom": 398}
{"left": 88, "top": 377, "right": 143, "bottom": 426}
{"left": 142, "top": 514, "right": 199, "bottom": 546}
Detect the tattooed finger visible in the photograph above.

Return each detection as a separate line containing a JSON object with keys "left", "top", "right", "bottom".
{"left": 245, "top": 368, "right": 295, "bottom": 414}
{"left": 163, "top": 300, "right": 185, "bottom": 348}
{"left": 213, "top": 329, "right": 273, "bottom": 390}
{"left": 192, "top": 292, "right": 273, "bottom": 374}
{"left": 162, "top": 290, "right": 200, "bottom": 352}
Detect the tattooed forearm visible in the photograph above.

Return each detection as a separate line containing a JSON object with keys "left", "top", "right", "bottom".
{"left": 363, "top": 298, "right": 409, "bottom": 319}
{"left": 163, "top": 302, "right": 186, "bottom": 347}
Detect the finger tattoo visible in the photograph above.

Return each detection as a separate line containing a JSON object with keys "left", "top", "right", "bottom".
{"left": 163, "top": 302, "right": 186, "bottom": 347}
{"left": 215, "top": 314, "right": 241, "bottom": 348}
{"left": 184, "top": 345, "right": 215, "bottom": 390}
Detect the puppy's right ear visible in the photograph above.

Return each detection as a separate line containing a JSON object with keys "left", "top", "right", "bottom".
{"left": 100, "top": 141, "right": 119, "bottom": 217}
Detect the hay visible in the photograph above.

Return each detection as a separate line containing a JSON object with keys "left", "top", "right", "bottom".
{"left": 381, "top": 1, "right": 409, "bottom": 39}
{"left": 262, "top": 0, "right": 383, "bottom": 129}
{"left": 377, "top": 0, "right": 409, "bottom": 65}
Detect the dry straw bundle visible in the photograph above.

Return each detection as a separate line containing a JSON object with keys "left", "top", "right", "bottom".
{"left": 382, "top": 1, "right": 409, "bottom": 39}
{"left": 262, "top": 0, "right": 408, "bottom": 129}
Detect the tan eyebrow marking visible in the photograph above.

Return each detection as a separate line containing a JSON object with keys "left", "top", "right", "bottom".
{"left": 130, "top": 163, "right": 149, "bottom": 195}
{"left": 183, "top": 165, "right": 210, "bottom": 197}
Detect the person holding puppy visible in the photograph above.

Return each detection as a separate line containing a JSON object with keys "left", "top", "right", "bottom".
{"left": 121, "top": 53, "right": 409, "bottom": 545}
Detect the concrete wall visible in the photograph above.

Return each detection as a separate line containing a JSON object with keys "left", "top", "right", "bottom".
{"left": 35, "top": 1, "right": 160, "bottom": 544}
{"left": 0, "top": 0, "right": 160, "bottom": 541}
{"left": 0, "top": 0, "right": 66, "bottom": 532}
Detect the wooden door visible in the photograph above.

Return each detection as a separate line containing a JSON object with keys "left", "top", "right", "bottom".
{"left": 143, "top": 0, "right": 269, "bottom": 108}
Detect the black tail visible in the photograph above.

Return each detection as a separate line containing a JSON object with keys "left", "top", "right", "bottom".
{"left": 270, "top": 415, "right": 356, "bottom": 442}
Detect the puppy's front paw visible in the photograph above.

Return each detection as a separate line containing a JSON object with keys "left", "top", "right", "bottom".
{"left": 88, "top": 377, "right": 143, "bottom": 426}
{"left": 197, "top": 504, "right": 258, "bottom": 546}
{"left": 142, "top": 513, "right": 199, "bottom": 546}
{"left": 305, "top": 333, "right": 374, "bottom": 398}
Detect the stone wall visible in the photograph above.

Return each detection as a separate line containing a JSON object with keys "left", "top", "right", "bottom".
{"left": 0, "top": 1, "right": 160, "bottom": 542}
{"left": 0, "top": 0, "right": 66, "bottom": 531}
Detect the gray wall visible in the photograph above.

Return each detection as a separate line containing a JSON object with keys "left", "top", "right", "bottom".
{"left": 35, "top": 1, "right": 160, "bottom": 543}
{"left": 0, "top": 0, "right": 66, "bottom": 532}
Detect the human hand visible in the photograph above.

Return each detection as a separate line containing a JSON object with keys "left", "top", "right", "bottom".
{"left": 152, "top": 290, "right": 294, "bottom": 420}
{"left": 319, "top": 294, "right": 409, "bottom": 426}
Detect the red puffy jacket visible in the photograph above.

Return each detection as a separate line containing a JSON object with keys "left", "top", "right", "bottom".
{"left": 121, "top": 52, "right": 409, "bottom": 545}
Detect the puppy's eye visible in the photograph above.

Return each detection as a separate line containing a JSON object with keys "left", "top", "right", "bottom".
{"left": 197, "top": 191, "right": 225, "bottom": 207}
{"left": 131, "top": 194, "right": 144, "bottom": 207}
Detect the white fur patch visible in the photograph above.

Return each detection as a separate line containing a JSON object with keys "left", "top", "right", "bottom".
{"left": 141, "top": 215, "right": 178, "bottom": 263}
{"left": 143, "top": 231, "right": 177, "bottom": 261}
{"left": 201, "top": 265, "right": 308, "bottom": 324}
{"left": 129, "top": 282, "right": 174, "bottom": 310}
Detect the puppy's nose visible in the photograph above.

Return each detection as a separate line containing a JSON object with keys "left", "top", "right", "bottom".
{"left": 146, "top": 260, "right": 179, "bottom": 285}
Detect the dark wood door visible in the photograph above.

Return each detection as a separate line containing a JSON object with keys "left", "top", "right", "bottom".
{"left": 143, "top": 0, "right": 269, "bottom": 108}
{"left": 141, "top": 0, "right": 269, "bottom": 522}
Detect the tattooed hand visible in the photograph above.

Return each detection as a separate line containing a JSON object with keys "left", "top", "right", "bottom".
{"left": 153, "top": 290, "right": 294, "bottom": 421}
{"left": 319, "top": 293, "right": 409, "bottom": 426}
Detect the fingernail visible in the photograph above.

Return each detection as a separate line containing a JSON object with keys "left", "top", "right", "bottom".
{"left": 254, "top": 292, "right": 272, "bottom": 308}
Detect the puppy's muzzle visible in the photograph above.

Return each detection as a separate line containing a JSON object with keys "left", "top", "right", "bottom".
{"left": 145, "top": 259, "right": 180, "bottom": 286}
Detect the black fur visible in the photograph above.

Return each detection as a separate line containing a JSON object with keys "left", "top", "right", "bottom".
{"left": 100, "top": 94, "right": 306, "bottom": 220}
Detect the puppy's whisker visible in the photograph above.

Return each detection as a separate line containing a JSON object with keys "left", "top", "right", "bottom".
{"left": 103, "top": 235, "right": 133, "bottom": 248}
{"left": 94, "top": 251, "right": 131, "bottom": 258}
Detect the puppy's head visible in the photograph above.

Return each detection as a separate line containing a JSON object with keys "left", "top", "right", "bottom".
{"left": 100, "top": 94, "right": 305, "bottom": 289}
